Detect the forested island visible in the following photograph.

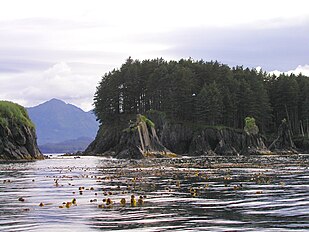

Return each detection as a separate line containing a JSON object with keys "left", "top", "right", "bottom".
{"left": 85, "top": 58, "right": 309, "bottom": 158}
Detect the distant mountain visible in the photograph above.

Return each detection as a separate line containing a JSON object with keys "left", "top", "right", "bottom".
{"left": 27, "top": 98, "right": 99, "bottom": 149}
{"left": 39, "top": 136, "right": 94, "bottom": 153}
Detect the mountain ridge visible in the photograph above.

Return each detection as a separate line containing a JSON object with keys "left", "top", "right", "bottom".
{"left": 27, "top": 98, "right": 98, "bottom": 147}
{"left": 39, "top": 136, "right": 94, "bottom": 153}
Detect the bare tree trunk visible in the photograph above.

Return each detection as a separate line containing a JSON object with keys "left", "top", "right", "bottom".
{"left": 300, "top": 120, "right": 305, "bottom": 137}
{"left": 285, "top": 104, "right": 293, "bottom": 135}
{"left": 137, "top": 126, "right": 145, "bottom": 152}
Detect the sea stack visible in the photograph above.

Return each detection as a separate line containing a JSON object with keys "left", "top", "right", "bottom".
{"left": 0, "top": 101, "right": 43, "bottom": 160}
{"left": 85, "top": 113, "right": 176, "bottom": 159}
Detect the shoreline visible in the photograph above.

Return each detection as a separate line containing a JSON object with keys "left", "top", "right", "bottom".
{"left": 2, "top": 153, "right": 308, "bottom": 163}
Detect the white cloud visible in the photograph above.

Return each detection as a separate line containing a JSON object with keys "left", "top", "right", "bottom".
{"left": 0, "top": 0, "right": 309, "bottom": 109}
{"left": 286, "top": 65, "right": 309, "bottom": 76}
{"left": 255, "top": 66, "right": 262, "bottom": 72}
{"left": 44, "top": 62, "right": 71, "bottom": 76}
{"left": 268, "top": 70, "right": 282, "bottom": 76}
{"left": 269, "top": 64, "right": 309, "bottom": 76}
{"left": 0, "top": 62, "right": 102, "bottom": 111}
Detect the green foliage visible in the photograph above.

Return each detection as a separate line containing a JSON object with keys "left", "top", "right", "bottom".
{"left": 139, "top": 114, "right": 155, "bottom": 128}
{"left": 0, "top": 101, "right": 34, "bottom": 128}
{"left": 123, "top": 114, "right": 155, "bottom": 132}
{"left": 0, "top": 117, "right": 8, "bottom": 127}
{"left": 196, "top": 82, "right": 223, "bottom": 125}
{"left": 266, "top": 74, "right": 299, "bottom": 133}
{"left": 244, "top": 117, "right": 259, "bottom": 135}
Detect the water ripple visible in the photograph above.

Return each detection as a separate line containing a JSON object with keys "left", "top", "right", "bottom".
{"left": 0, "top": 154, "right": 308, "bottom": 231}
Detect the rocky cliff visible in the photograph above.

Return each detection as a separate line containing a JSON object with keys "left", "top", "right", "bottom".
{"left": 85, "top": 111, "right": 272, "bottom": 158}
{"left": 155, "top": 122, "right": 270, "bottom": 156}
{"left": 268, "top": 119, "right": 298, "bottom": 154}
{"left": 85, "top": 114, "right": 175, "bottom": 159}
{"left": 0, "top": 101, "right": 43, "bottom": 161}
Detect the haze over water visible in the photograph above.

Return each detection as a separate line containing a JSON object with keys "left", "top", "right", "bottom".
{"left": 0, "top": 154, "right": 308, "bottom": 231}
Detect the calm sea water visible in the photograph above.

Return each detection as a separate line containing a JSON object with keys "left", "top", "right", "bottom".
{"left": 0, "top": 154, "right": 308, "bottom": 232}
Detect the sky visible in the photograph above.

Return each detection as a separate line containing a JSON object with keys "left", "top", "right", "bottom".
{"left": 0, "top": 0, "right": 309, "bottom": 111}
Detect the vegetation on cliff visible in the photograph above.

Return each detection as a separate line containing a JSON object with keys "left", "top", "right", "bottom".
{"left": 0, "top": 101, "right": 43, "bottom": 160}
{"left": 0, "top": 101, "right": 34, "bottom": 129}
{"left": 94, "top": 58, "right": 309, "bottom": 138}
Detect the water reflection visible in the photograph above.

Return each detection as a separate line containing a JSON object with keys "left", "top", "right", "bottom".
{"left": 0, "top": 155, "right": 308, "bottom": 231}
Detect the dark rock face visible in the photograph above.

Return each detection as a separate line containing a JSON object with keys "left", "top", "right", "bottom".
{"left": 269, "top": 120, "right": 297, "bottom": 154}
{"left": 86, "top": 112, "right": 271, "bottom": 158}
{"left": 115, "top": 130, "right": 144, "bottom": 159}
{"left": 161, "top": 123, "right": 193, "bottom": 154}
{"left": 85, "top": 114, "right": 173, "bottom": 159}
{"left": 242, "top": 134, "right": 270, "bottom": 155}
{"left": 85, "top": 125, "right": 122, "bottom": 156}
{"left": 293, "top": 137, "right": 309, "bottom": 153}
{"left": 189, "top": 130, "right": 214, "bottom": 156}
{"left": 0, "top": 123, "right": 43, "bottom": 160}
{"left": 155, "top": 117, "right": 270, "bottom": 156}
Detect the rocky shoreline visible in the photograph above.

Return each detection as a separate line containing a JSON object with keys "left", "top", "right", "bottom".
{"left": 85, "top": 112, "right": 300, "bottom": 159}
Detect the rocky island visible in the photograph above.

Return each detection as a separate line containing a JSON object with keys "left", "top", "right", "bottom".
{"left": 0, "top": 101, "right": 43, "bottom": 161}
{"left": 85, "top": 58, "right": 308, "bottom": 158}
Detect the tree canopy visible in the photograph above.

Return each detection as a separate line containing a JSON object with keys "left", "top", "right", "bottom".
{"left": 94, "top": 58, "right": 309, "bottom": 136}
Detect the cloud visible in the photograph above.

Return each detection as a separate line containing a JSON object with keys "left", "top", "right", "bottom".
{"left": 154, "top": 19, "right": 309, "bottom": 71}
{"left": 270, "top": 64, "right": 309, "bottom": 76}
{"left": 0, "top": 0, "right": 309, "bottom": 110}
{"left": 0, "top": 58, "right": 51, "bottom": 73}
{"left": 0, "top": 62, "right": 104, "bottom": 111}
{"left": 44, "top": 62, "right": 71, "bottom": 76}
{"left": 288, "top": 65, "right": 309, "bottom": 76}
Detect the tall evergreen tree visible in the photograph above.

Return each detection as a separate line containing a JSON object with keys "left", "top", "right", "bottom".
{"left": 196, "top": 82, "right": 223, "bottom": 125}
{"left": 93, "top": 57, "right": 309, "bottom": 136}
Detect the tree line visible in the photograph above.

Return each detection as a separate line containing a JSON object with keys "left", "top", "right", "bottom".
{"left": 94, "top": 57, "right": 309, "bottom": 136}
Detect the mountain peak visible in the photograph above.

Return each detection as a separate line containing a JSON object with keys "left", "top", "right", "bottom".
{"left": 47, "top": 98, "right": 66, "bottom": 105}
{"left": 27, "top": 98, "right": 99, "bottom": 145}
{"left": 48, "top": 98, "right": 64, "bottom": 103}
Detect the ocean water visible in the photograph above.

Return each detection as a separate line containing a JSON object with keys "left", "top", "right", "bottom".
{"left": 0, "top": 154, "right": 308, "bottom": 232}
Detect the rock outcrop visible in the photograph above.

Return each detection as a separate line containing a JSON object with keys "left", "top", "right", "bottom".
{"left": 293, "top": 137, "right": 309, "bottom": 153}
{"left": 86, "top": 111, "right": 271, "bottom": 158}
{"left": 159, "top": 122, "right": 270, "bottom": 156}
{"left": 85, "top": 114, "right": 175, "bottom": 159}
{"left": 0, "top": 101, "right": 43, "bottom": 161}
{"left": 268, "top": 119, "right": 298, "bottom": 154}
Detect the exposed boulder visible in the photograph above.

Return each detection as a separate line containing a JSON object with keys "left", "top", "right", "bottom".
{"left": 0, "top": 101, "right": 43, "bottom": 160}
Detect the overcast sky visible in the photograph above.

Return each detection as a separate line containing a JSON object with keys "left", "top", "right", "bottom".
{"left": 0, "top": 0, "right": 309, "bottom": 111}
